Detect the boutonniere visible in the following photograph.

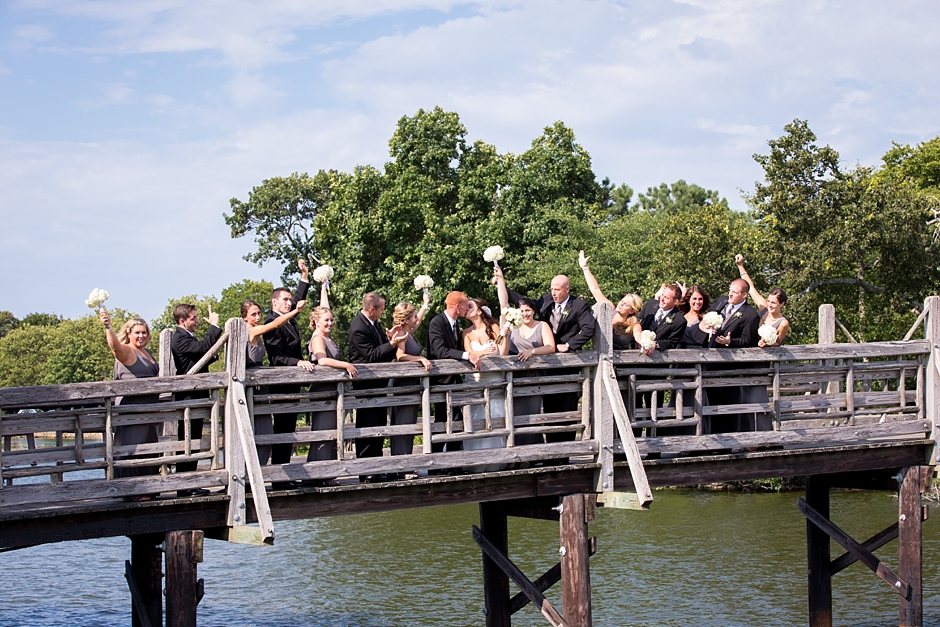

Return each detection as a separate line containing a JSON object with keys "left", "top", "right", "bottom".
{"left": 561, "top": 309, "right": 569, "bottom": 319}
{"left": 665, "top": 316, "right": 674, "bottom": 325}
{"left": 734, "top": 311, "right": 743, "bottom": 319}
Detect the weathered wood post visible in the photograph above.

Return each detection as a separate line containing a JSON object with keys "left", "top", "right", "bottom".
{"left": 480, "top": 502, "right": 511, "bottom": 627}
{"left": 592, "top": 302, "right": 614, "bottom": 493}
{"left": 806, "top": 475, "right": 832, "bottom": 627}
{"left": 129, "top": 533, "right": 163, "bottom": 627}
{"left": 899, "top": 466, "right": 930, "bottom": 627}
{"left": 224, "top": 318, "right": 247, "bottom": 526}
{"left": 165, "top": 529, "right": 204, "bottom": 627}
{"left": 924, "top": 296, "right": 940, "bottom": 463}
{"left": 560, "top": 494, "right": 593, "bottom": 627}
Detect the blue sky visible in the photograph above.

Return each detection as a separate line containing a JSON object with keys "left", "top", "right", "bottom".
{"left": 2, "top": 0, "right": 939, "bottom": 321}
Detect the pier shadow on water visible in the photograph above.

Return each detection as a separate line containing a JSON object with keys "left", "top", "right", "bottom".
{"left": 1, "top": 489, "right": 937, "bottom": 626}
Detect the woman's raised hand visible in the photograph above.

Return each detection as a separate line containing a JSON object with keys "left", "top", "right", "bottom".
{"left": 295, "top": 299, "right": 307, "bottom": 311}
{"left": 98, "top": 308, "right": 112, "bottom": 329}
{"left": 578, "top": 250, "right": 589, "bottom": 269}
{"left": 734, "top": 254, "right": 744, "bottom": 266}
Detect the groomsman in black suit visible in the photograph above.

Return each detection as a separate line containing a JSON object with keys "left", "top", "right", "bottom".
{"left": 426, "top": 291, "right": 481, "bottom": 454}
{"left": 707, "top": 278, "right": 761, "bottom": 432}
{"left": 263, "top": 260, "right": 314, "bottom": 478}
{"left": 348, "top": 292, "right": 406, "bottom": 467}
{"left": 170, "top": 302, "right": 221, "bottom": 491}
{"left": 507, "top": 274, "right": 596, "bottom": 444}
{"left": 637, "top": 284, "right": 687, "bottom": 434}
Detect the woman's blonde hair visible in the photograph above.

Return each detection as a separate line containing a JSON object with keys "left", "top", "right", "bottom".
{"left": 392, "top": 302, "right": 416, "bottom": 327}
{"left": 118, "top": 318, "right": 151, "bottom": 345}
{"left": 309, "top": 306, "right": 332, "bottom": 329}
{"left": 613, "top": 293, "right": 643, "bottom": 336}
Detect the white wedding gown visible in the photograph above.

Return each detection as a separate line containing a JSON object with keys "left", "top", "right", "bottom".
{"left": 462, "top": 340, "right": 508, "bottom": 472}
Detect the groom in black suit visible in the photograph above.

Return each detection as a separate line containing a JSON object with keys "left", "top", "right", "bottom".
{"left": 637, "top": 284, "right": 687, "bottom": 434}
{"left": 170, "top": 303, "right": 221, "bottom": 492}
{"left": 426, "top": 291, "right": 481, "bottom": 454}
{"left": 707, "top": 278, "right": 761, "bottom": 432}
{"left": 348, "top": 292, "right": 406, "bottom": 464}
{"left": 507, "top": 274, "right": 596, "bottom": 444}
{"left": 263, "top": 262, "right": 314, "bottom": 479}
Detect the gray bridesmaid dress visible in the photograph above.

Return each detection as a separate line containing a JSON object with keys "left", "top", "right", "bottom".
{"left": 390, "top": 334, "right": 423, "bottom": 456}
{"left": 508, "top": 322, "right": 547, "bottom": 445}
{"left": 113, "top": 349, "right": 160, "bottom": 478}
{"left": 307, "top": 335, "right": 342, "bottom": 462}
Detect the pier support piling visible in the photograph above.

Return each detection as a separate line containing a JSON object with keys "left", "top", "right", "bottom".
{"left": 129, "top": 533, "right": 163, "bottom": 627}
{"left": 165, "top": 530, "right": 204, "bottom": 627}
{"left": 899, "top": 465, "right": 930, "bottom": 627}
{"left": 480, "top": 502, "right": 512, "bottom": 627}
{"left": 560, "top": 494, "right": 593, "bottom": 627}
{"left": 805, "top": 475, "right": 832, "bottom": 627}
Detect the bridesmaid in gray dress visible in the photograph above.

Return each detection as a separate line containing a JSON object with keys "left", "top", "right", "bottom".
{"left": 508, "top": 298, "right": 556, "bottom": 445}
{"left": 390, "top": 302, "right": 432, "bottom": 457}
{"left": 241, "top": 298, "right": 307, "bottom": 464}
{"left": 307, "top": 306, "right": 358, "bottom": 463}
{"left": 98, "top": 310, "right": 160, "bottom": 484}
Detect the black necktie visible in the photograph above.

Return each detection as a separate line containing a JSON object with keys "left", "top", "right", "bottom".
{"left": 452, "top": 323, "right": 459, "bottom": 345}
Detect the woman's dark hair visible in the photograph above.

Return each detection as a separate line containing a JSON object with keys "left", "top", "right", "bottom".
{"left": 471, "top": 297, "right": 499, "bottom": 341}
{"left": 768, "top": 287, "right": 788, "bottom": 306}
{"left": 240, "top": 300, "right": 261, "bottom": 318}
{"left": 518, "top": 297, "right": 539, "bottom": 313}
{"left": 677, "top": 285, "right": 711, "bottom": 320}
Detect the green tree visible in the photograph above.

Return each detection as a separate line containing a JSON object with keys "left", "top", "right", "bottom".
{"left": 0, "top": 311, "right": 18, "bottom": 338}
{"left": 20, "top": 312, "right": 64, "bottom": 327}
{"left": 218, "top": 279, "right": 276, "bottom": 324}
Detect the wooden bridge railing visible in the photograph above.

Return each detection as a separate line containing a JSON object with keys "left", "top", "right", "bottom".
{"left": 1, "top": 298, "right": 938, "bottom": 540}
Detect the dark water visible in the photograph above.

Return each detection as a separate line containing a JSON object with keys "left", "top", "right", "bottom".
{"left": 1, "top": 489, "right": 938, "bottom": 626}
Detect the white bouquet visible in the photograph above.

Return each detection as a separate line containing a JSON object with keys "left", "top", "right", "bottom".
{"left": 639, "top": 329, "right": 657, "bottom": 353}
{"left": 701, "top": 311, "right": 724, "bottom": 333}
{"left": 758, "top": 324, "right": 778, "bottom": 346}
{"left": 312, "top": 265, "right": 334, "bottom": 284}
{"left": 501, "top": 307, "right": 524, "bottom": 328}
{"left": 483, "top": 245, "right": 505, "bottom": 267}
{"left": 85, "top": 288, "right": 110, "bottom": 310}
{"left": 414, "top": 275, "right": 434, "bottom": 291}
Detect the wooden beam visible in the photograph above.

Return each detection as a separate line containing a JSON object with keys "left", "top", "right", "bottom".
{"left": 798, "top": 497, "right": 910, "bottom": 598}
{"left": 511, "top": 537, "right": 596, "bottom": 614}
{"left": 899, "top": 465, "right": 930, "bottom": 626}
{"left": 472, "top": 525, "right": 568, "bottom": 627}
{"left": 805, "top": 475, "right": 832, "bottom": 627}
{"left": 600, "top": 359, "right": 651, "bottom": 507}
{"left": 223, "top": 318, "right": 247, "bottom": 528}
{"left": 479, "top": 502, "right": 511, "bottom": 627}
{"left": 925, "top": 296, "right": 940, "bottom": 464}
{"left": 830, "top": 523, "right": 898, "bottom": 574}
{"left": 165, "top": 529, "right": 203, "bottom": 627}
{"left": 560, "top": 494, "right": 592, "bottom": 627}
{"left": 592, "top": 303, "right": 614, "bottom": 494}
{"left": 129, "top": 533, "right": 163, "bottom": 627}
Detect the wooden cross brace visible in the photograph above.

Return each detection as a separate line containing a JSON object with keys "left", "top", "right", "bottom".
{"left": 509, "top": 537, "right": 597, "bottom": 614}
{"left": 798, "top": 497, "right": 911, "bottom": 598}
{"left": 472, "top": 525, "right": 571, "bottom": 627}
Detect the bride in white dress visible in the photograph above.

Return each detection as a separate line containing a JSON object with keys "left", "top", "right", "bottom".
{"left": 462, "top": 293, "right": 511, "bottom": 472}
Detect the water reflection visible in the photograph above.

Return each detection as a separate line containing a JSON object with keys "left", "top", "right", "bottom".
{"left": 1, "top": 490, "right": 937, "bottom": 626}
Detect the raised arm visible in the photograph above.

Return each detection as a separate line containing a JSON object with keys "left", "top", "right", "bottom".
{"left": 319, "top": 282, "right": 330, "bottom": 309}
{"left": 249, "top": 300, "right": 307, "bottom": 341}
{"left": 578, "top": 251, "right": 612, "bottom": 307}
{"left": 735, "top": 254, "right": 767, "bottom": 311}
{"left": 415, "top": 288, "right": 430, "bottom": 325}
{"left": 99, "top": 308, "right": 136, "bottom": 366}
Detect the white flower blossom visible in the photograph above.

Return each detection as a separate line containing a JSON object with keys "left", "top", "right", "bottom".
{"left": 640, "top": 329, "right": 657, "bottom": 352}
{"left": 758, "top": 324, "right": 779, "bottom": 346}
{"left": 702, "top": 311, "right": 724, "bottom": 332}
{"left": 414, "top": 275, "right": 434, "bottom": 290}
{"left": 483, "top": 245, "right": 505, "bottom": 263}
{"left": 85, "top": 288, "right": 110, "bottom": 309}
{"left": 312, "top": 265, "right": 334, "bottom": 283}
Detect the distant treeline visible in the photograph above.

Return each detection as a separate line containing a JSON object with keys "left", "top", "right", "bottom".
{"left": 2, "top": 110, "right": 938, "bottom": 387}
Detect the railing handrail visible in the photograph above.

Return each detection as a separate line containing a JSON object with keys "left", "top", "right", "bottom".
{"left": 612, "top": 340, "right": 929, "bottom": 364}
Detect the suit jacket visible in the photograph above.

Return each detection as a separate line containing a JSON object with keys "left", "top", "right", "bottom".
{"left": 639, "top": 297, "right": 659, "bottom": 321}
{"left": 639, "top": 306, "right": 687, "bottom": 350}
{"left": 263, "top": 280, "right": 310, "bottom": 367}
{"left": 507, "top": 289, "right": 596, "bottom": 350}
{"left": 171, "top": 324, "right": 223, "bottom": 375}
{"left": 427, "top": 311, "right": 465, "bottom": 385}
{"left": 708, "top": 296, "right": 759, "bottom": 348}
{"left": 347, "top": 311, "right": 397, "bottom": 365}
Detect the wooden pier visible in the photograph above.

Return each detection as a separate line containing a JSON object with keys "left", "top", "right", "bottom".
{"left": 1, "top": 299, "right": 939, "bottom": 626}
